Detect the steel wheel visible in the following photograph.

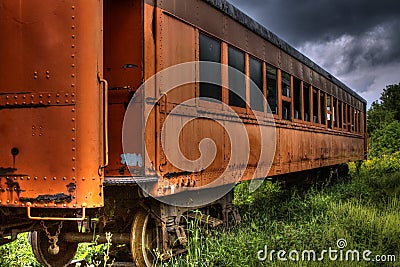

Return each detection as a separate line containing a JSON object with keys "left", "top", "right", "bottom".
{"left": 131, "top": 210, "right": 163, "bottom": 267}
{"left": 29, "top": 221, "right": 78, "bottom": 267}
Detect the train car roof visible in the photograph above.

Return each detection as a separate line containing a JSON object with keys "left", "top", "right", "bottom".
{"left": 202, "top": 0, "right": 367, "bottom": 104}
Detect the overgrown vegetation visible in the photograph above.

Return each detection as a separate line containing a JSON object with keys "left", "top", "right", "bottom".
{"left": 162, "top": 153, "right": 400, "bottom": 266}
{"left": 367, "top": 83, "right": 400, "bottom": 157}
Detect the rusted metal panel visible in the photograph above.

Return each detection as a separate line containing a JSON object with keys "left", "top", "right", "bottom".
{"left": 302, "top": 65, "right": 312, "bottom": 84}
{"left": 320, "top": 75, "right": 327, "bottom": 92}
{"left": 279, "top": 51, "right": 291, "bottom": 73}
{"left": 224, "top": 16, "right": 249, "bottom": 52}
{"left": 195, "top": 0, "right": 226, "bottom": 38}
{"left": 157, "top": 12, "right": 196, "bottom": 103}
{"left": 292, "top": 59, "right": 304, "bottom": 81}
{"left": 312, "top": 71, "right": 322, "bottom": 89}
{"left": 332, "top": 84, "right": 338, "bottom": 99}
{"left": 0, "top": 1, "right": 75, "bottom": 93}
{"left": 247, "top": 35, "right": 266, "bottom": 62}
{"left": 103, "top": 0, "right": 144, "bottom": 178}
{"left": 104, "top": 0, "right": 143, "bottom": 90}
{"left": 0, "top": 0, "right": 104, "bottom": 209}
{"left": 264, "top": 42, "right": 280, "bottom": 68}
{"left": 0, "top": 107, "right": 76, "bottom": 206}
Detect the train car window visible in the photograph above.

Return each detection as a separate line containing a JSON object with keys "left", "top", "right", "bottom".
{"left": 199, "top": 33, "right": 222, "bottom": 101}
{"left": 228, "top": 46, "right": 246, "bottom": 108}
{"left": 249, "top": 56, "right": 264, "bottom": 112}
{"left": 347, "top": 105, "right": 351, "bottom": 132}
{"left": 333, "top": 98, "right": 338, "bottom": 128}
{"left": 327, "top": 95, "right": 332, "bottom": 128}
{"left": 358, "top": 110, "right": 362, "bottom": 133}
{"left": 266, "top": 65, "right": 278, "bottom": 114}
{"left": 293, "top": 77, "right": 302, "bottom": 120}
{"left": 320, "top": 92, "right": 326, "bottom": 125}
{"left": 338, "top": 101, "right": 343, "bottom": 128}
{"left": 281, "top": 71, "right": 291, "bottom": 97}
{"left": 344, "top": 105, "right": 347, "bottom": 130}
{"left": 303, "top": 83, "right": 311, "bottom": 122}
{"left": 313, "top": 88, "right": 319, "bottom": 123}
{"left": 282, "top": 101, "right": 291, "bottom": 121}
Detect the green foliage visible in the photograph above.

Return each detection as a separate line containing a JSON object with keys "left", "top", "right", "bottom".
{"left": 74, "top": 233, "right": 114, "bottom": 267}
{"left": 0, "top": 233, "right": 40, "bottom": 267}
{"left": 367, "top": 100, "right": 395, "bottom": 135}
{"left": 379, "top": 84, "right": 400, "bottom": 121}
{"left": 367, "top": 83, "right": 400, "bottom": 157}
{"left": 369, "top": 121, "right": 400, "bottom": 157}
{"left": 233, "top": 179, "right": 282, "bottom": 208}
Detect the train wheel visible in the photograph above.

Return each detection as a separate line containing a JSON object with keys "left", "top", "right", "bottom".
{"left": 29, "top": 221, "right": 78, "bottom": 267}
{"left": 131, "top": 210, "right": 163, "bottom": 267}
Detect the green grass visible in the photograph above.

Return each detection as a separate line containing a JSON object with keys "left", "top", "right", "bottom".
{"left": 163, "top": 154, "right": 400, "bottom": 266}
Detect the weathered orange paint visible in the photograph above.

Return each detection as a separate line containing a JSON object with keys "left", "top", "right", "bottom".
{"left": 0, "top": 0, "right": 103, "bottom": 209}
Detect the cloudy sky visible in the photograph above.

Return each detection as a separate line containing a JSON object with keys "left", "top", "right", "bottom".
{"left": 228, "top": 0, "right": 400, "bottom": 108}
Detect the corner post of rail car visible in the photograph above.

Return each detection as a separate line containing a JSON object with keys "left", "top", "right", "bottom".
{"left": 0, "top": 0, "right": 104, "bottom": 265}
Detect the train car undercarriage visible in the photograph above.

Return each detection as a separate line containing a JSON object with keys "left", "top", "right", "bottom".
{"left": 0, "top": 164, "right": 352, "bottom": 266}
{"left": 0, "top": 182, "right": 241, "bottom": 267}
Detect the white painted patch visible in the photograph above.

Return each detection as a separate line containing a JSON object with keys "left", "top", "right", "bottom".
{"left": 120, "top": 153, "right": 143, "bottom": 167}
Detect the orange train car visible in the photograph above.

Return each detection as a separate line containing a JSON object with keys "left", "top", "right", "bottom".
{"left": 0, "top": 0, "right": 366, "bottom": 266}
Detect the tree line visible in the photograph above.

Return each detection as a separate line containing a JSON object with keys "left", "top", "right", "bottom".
{"left": 367, "top": 83, "right": 400, "bottom": 157}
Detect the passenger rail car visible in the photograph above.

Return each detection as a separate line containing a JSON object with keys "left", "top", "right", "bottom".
{"left": 0, "top": 0, "right": 366, "bottom": 266}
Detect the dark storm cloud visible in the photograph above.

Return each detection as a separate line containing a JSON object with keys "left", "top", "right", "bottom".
{"left": 305, "top": 19, "right": 400, "bottom": 76}
{"left": 228, "top": 0, "right": 400, "bottom": 46}
{"left": 228, "top": 0, "right": 400, "bottom": 105}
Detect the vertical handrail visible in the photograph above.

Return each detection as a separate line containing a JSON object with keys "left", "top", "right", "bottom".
{"left": 98, "top": 73, "right": 109, "bottom": 175}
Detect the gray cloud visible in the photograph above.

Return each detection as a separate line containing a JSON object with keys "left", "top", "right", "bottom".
{"left": 229, "top": 0, "right": 400, "bottom": 45}
{"left": 228, "top": 0, "right": 400, "bottom": 106}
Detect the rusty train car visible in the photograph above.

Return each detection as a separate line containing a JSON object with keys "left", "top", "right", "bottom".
{"left": 0, "top": 0, "right": 366, "bottom": 266}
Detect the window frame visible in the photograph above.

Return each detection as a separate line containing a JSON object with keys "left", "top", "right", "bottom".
{"left": 266, "top": 64, "right": 279, "bottom": 116}
{"left": 293, "top": 77, "right": 302, "bottom": 121}
{"left": 249, "top": 55, "right": 264, "bottom": 113}
{"left": 227, "top": 45, "right": 247, "bottom": 110}
{"left": 280, "top": 70, "right": 292, "bottom": 121}
{"left": 198, "top": 32, "right": 223, "bottom": 103}
{"left": 303, "top": 83, "right": 311, "bottom": 123}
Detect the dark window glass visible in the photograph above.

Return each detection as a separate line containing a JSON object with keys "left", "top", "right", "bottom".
{"left": 320, "top": 92, "right": 326, "bottom": 125}
{"left": 338, "top": 101, "right": 343, "bottom": 128}
{"left": 327, "top": 95, "right": 332, "bottom": 128}
{"left": 333, "top": 98, "right": 338, "bottom": 128}
{"left": 267, "top": 65, "right": 278, "bottom": 114}
{"left": 249, "top": 57, "right": 263, "bottom": 112}
{"left": 293, "top": 78, "right": 302, "bottom": 120}
{"left": 351, "top": 107, "right": 355, "bottom": 132}
{"left": 303, "top": 84, "right": 310, "bottom": 121}
{"left": 228, "top": 46, "right": 246, "bottom": 108}
{"left": 199, "top": 33, "right": 221, "bottom": 101}
{"left": 313, "top": 89, "right": 319, "bottom": 123}
{"left": 282, "top": 101, "right": 291, "bottom": 121}
{"left": 344, "top": 104, "right": 347, "bottom": 129}
{"left": 347, "top": 105, "right": 351, "bottom": 131}
{"left": 281, "top": 71, "right": 291, "bottom": 97}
